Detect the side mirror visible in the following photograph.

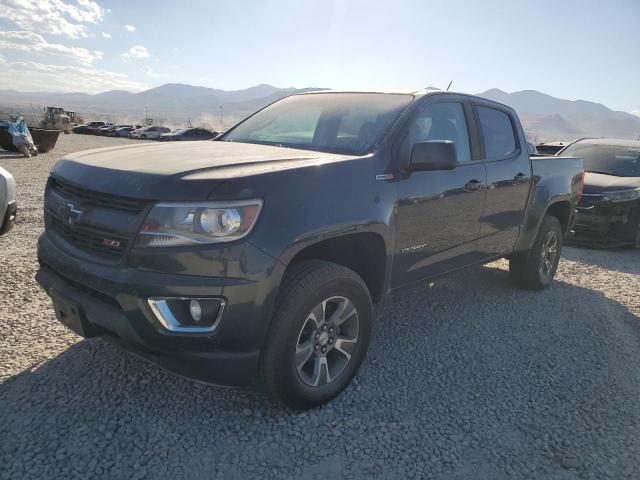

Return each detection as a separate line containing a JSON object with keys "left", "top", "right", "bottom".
{"left": 409, "top": 141, "right": 457, "bottom": 171}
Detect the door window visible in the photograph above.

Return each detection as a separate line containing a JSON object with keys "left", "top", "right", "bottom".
{"left": 401, "top": 102, "right": 471, "bottom": 163}
{"left": 477, "top": 106, "right": 518, "bottom": 159}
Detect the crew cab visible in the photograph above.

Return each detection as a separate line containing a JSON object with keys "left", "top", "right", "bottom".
{"left": 36, "top": 90, "right": 583, "bottom": 409}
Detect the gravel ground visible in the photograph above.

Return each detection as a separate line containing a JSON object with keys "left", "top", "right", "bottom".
{"left": 1, "top": 134, "right": 640, "bottom": 479}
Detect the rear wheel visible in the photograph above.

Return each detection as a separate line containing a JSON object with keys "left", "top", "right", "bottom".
{"left": 510, "top": 215, "right": 563, "bottom": 290}
{"left": 260, "top": 260, "right": 372, "bottom": 409}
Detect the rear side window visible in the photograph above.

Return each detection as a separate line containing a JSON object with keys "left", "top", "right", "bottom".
{"left": 477, "top": 106, "right": 517, "bottom": 159}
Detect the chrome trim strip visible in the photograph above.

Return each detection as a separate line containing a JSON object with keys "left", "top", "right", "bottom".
{"left": 376, "top": 174, "right": 394, "bottom": 181}
{"left": 147, "top": 297, "right": 226, "bottom": 333}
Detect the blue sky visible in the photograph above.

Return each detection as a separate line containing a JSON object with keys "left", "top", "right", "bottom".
{"left": 0, "top": 0, "right": 638, "bottom": 114}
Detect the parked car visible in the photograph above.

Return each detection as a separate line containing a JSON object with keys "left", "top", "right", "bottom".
{"left": 92, "top": 123, "right": 114, "bottom": 135}
{"left": 159, "top": 128, "right": 218, "bottom": 141}
{"left": 36, "top": 90, "right": 583, "bottom": 409}
{"left": 96, "top": 124, "right": 121, "bottom": 136}
{"left": 130, "top": 126, "right": 170, "bottom": 140}
{"left": 110, "top": 126, "right": 140, "bottom": 137}
{"left": 559, "top": 138, "right": 640, "bottom": 247}
{"left": 0, "top": 166, "right": 16, "bottom": 236}
{"left": 73, "top": 121, "right": 106, "bottom": 134}
{"left": 537, "top": 141, "right": 571, "bottom": 156}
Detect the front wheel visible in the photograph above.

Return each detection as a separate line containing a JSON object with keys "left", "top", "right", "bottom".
{"left": 260, "top": 260, "right": 372, "bottom": 409}
{"left": 510, "top": 214, "right": 563, "bottom": 290}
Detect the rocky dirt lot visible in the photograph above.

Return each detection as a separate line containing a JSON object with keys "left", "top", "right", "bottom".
{"left": 1, "top": 134, "right": 639, "bottom": 479}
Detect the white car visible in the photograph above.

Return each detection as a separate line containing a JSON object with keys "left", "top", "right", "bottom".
{"left": 130, "top": 126, "right": 171, "bottom": 140}
{"left": 0, "top": 166, "right": 16, "bottom": 236}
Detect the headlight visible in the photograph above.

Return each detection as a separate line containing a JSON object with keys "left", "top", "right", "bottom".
{"left": 136, "top": 199, "right": 262, "bottom": 247}
{"left": 602, "top": 187, "right": 640, "bottom": 203}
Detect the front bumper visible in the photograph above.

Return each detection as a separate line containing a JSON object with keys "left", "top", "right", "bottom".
{"left": 569, "top": 202, "right": 640, "bottom": 247}
{"left": 0, "top": 200, "right": 16, "bottom": 235}
{"left": 36, "top": 233, "right": 283, "bottom": 386}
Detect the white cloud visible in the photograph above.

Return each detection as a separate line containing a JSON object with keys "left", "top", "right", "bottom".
{"left": 0, "top": 30, "right": 102, "bottom": 65}
{"left": 631, "top": 110, "right": 640, "bottom": 118}
{"left": 101, "top": 32, "right": 111, "bottom": 38}
{"left": 0, "top": 0, "right": 105, "bottom": 39}
{"left": 122, "top": 45, "right": 150, "bottom": 60}
{"left": 142, "top": 66, "right": 158, "bottom": 78}
{"left": 125, "top": 24, "right": 136, "bottom": 32}
{"left": 0, "top": 56, "right": 148, "bottom": 93}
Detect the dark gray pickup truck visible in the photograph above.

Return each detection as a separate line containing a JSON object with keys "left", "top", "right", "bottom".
{"left": 36, "top": 90, "right": 584, "bottom": 408}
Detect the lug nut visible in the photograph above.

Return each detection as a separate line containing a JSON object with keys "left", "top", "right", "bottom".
{"left": 321, "top": 346, "right": 327, "bottom": 354}
{"left": 322, "top": 325, "right": 327, "bottom": 331}
{"left": 315, "top": 333, "right": 320, "bottom": 339}
{"left": 328, "top": 327, "right": 334, "bottom": 333}
{"left": 314, "top": 344, "right": 319, "bottom": 351}
{"left": 328, "top": 337, "right": 334, "bottom": 345}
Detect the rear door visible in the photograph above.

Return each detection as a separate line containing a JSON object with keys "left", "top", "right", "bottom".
{"left": 391, "top": 95, "right": 487, "bottom": 287}
{"left": 473, "top": 102, "right": 532, "bottom": 256}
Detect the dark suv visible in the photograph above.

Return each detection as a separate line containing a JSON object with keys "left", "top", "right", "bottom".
{"left": 36, "top": 90, "right": 583, "bottom": 408}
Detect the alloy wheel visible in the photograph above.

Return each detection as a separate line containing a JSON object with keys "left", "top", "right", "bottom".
{"left": 539, "top": 230, "right": 558, "bottom": 280}
{"left": 294, "top": 296, "right": 359, "bottom": 387}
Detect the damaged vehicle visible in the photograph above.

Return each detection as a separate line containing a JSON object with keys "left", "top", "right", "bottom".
{"left": 559, "top": 138, "right": 640, "bottom": 247}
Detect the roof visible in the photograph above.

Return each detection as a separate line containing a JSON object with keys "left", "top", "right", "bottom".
{"left": 574, "top": 138, "right": 640, "bottom": 148}
{"left": 300, "top": 88, "right": 444, "bottom": 96}
{"left": 297, "top": 88, "right": 514, "bottom": 110}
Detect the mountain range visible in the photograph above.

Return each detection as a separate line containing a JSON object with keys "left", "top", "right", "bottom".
{"left": 477, "top": 89, "right": 640, "bottom": 142}
{"left": 0, "top": 84, "right": 638, "bottom": 142}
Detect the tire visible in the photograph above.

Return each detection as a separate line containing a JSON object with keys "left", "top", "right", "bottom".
{"left": 260, "top": 260, "right": 373, "bottom": 409}
{"left": 510, "top": 214, "right": 563, "bottom": 290}
{"left": 141, "top": 134, "right": 147, "bottom": 140}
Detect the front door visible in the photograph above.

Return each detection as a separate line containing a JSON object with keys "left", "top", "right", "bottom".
{"left": 392, "top": 98, "right": 487, "bottom": 288}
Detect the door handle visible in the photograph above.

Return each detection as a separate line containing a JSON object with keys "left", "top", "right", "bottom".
{"left": 464, "top": 179, "right": 482, "bottom": 191}
{"left": 514, "top": 173, "right": 528, "bottom": 184}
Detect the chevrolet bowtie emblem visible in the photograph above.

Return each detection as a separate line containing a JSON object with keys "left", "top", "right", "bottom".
{"left": 57, "top": 203, "right": 84, "bottom": 226}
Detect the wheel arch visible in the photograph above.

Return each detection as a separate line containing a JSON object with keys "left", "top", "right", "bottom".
{"left": 514, "top": 185, "right": 573, "bottom": 253}
{"left": 281, "top": 232, "right": 389, "bottom": 303}
{"left": 545, "top": 200, "right": 572, "bottom": 234}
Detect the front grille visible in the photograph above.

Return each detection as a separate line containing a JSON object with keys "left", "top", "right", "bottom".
{"left": 51, "top": 178, "right": 148, "bottom": 213}
{"left": 49, "top": 213, "right": 129, "bottom": 258}
{"left": 46, "top": 178, "right": 149, "bottom": 261}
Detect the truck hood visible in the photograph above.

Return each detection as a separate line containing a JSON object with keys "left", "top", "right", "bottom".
{"left": 583, "top": 172, "right": 640, "bottom": 194}
{"left": 52, "top": 141, "right": 357, "bottom": 200}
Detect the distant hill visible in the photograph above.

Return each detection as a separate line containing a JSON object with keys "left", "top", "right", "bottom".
{"left": 0, "top": 83, "right": 637, "bottom": 141}
{"left": 478, "top": 89, "right": 640, "bottom": 142}
{"left": 0, "top": 83, "right": 320, "bottom": 128}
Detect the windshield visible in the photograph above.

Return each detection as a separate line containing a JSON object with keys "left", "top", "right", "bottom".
{"left": 561, "top": 143, "right": 640, "bottom": 177}
{"left": 222, "top": 93, "right": 413, "bottom": 155}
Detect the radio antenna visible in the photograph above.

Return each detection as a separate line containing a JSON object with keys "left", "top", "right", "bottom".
{"left": 446, "top": 81, "right": 453, "bottom": 91}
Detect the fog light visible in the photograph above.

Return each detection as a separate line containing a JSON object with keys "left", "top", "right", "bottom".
{"left": 147, "top": 297, "right": 225, "bottom": 333}
{"left": 189, "top": 299, "right": 202, "bottom": 322}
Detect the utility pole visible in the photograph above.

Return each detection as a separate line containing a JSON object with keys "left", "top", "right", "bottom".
{"left": 144, "top": 106, "right": 148, "bottom": 125}
{"left": 219, "top": 105, "right": 223, "bottom": 131}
